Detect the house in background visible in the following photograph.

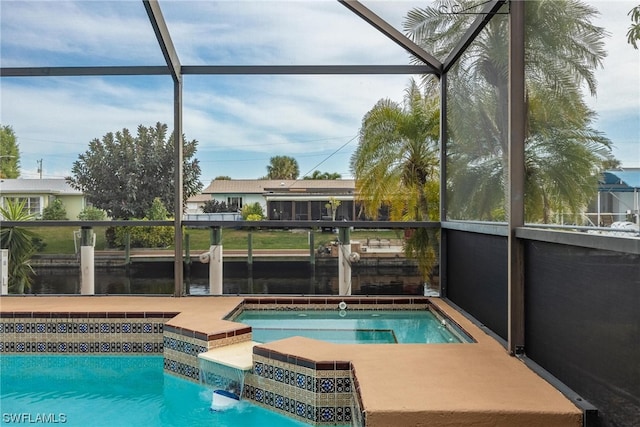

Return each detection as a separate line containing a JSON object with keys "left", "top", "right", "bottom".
{"left": 587, "top": 169, "right": 640, "bottom": 226}
{"left": 188, "top": 179, "right": 364, "bottom": 221}
{"left": 0, "top": 179, "right": 86, "bottom": 220}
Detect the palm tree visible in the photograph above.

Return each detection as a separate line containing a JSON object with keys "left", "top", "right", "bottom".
{"left": 405, "top": 0, "right": 611, "bottom": 222}
{"left": 265, "top": 156, "right": 300, "bottom": 180}
{"left": 0, "top": 199, "right": 38, "bottom": 293}
{"left": 304, "top": 170, "right": 342, "bottom": 180}
{"left": 351, "top": 79, "right": 440, "bottom": 281}
{"left": 628, "top": 5, "right": 640, "bottom": 49}
{"left": 524, "top": 82, "right": 610, "bottom": 223}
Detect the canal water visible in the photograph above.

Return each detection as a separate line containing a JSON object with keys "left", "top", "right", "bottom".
{"left": 29, "top": 261, "right": 435, "bottom": 296}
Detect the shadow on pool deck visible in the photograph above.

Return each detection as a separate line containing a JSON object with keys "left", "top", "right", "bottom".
{"left": 0, "top": 295, "right": 582, "bottom": 426}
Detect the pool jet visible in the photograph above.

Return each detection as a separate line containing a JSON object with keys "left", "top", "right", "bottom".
{"left": 211, "top": 387, "right": 241, "bottom": 411}
{"left": 198, "top": 344, "right": 254, "bottom": 412}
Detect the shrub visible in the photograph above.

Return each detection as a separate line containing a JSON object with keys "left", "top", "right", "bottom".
{"left": 245, "top": 213, "right": 263, "bottom": 221}
{"left": 78, "top": 206, "right": 106, "bottom": 220}
{"left": 107, "top": 224, "right": 173, "bottom": 249}
{"left": 202, "top": 199, "right": 230, "bottom": 213}
{"left": 105, "top": 199, "right": 172, "bottom": 248}
{"left": 42, "top": 199, "right": 68, "bottom": 220}
{"left": 241, "top": 202, "right": 264, "bottom": 220}
{"left": 146, "top": 198, "right": 170, "bottom": 220}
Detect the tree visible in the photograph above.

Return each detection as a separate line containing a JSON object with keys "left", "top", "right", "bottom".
{"left": 602, "top": 158, "right": 622, "bottom": 171}
{"left": 67, "top": 122, "right": 202, "bottom": 219}
{"left": 265, "top": 156, "right": 299, "bottom": 180}
{"left": 351, "top": 80, "right": 440, "bottom": 222}
{"left": 214, "top": 176, "right": 231, "bottom": 180}
{"left": 405, "top": 0, "right": 611, "bottom": 222}
{"left": 524, "top": 85, "right": 610, "bottom": 223}
{"left": 351, "top": 79, "right": 440, "bottom": 281}
{"left": 0, "top": 199, "right": 38, "bottom": 293}
{"left": 325, "top": 197, "right": 342, "bottom": 221}
{"left": 0, "top": 125, "right": 20, "bottom": 178}
{"left": 41, "top": 198, "right": 68, "bottom": 220}
{"left": 303, "top": 170, "right": 342, "bottom": 180}
{"left": 628, "top": 5, "right": 640, "bottom": 49}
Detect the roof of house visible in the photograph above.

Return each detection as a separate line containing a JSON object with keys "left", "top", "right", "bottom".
{"left": 201, "top": 179, "right": 355, "bottom": 195}
{"left": 186, "top": 194, "right": 211, "bottom": 203}
{"left": 601, "top": 169, "right": 640, "bottom": 191}
{"left": 0, "top": 179, "right": 83, "bottom": 195}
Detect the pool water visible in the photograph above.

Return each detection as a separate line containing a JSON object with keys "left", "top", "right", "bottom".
{"left": 233, "top": 309, "right": 470, "bottom": 344}
{"left": 0, "top": 356, "right": 309, "bottom": 427}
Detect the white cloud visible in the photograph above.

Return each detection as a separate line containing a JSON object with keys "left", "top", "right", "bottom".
{"left": 180, "top": 73, "right": 413, "bottom": 160}
{"left": 585, "top": 2, "right": 640, "bottom": 113}
{"left": 0, "top": 1, "right": 162, "bottom": 66}
{"left": 161, "top": 1, "right": 411, "bottom": 65}
{"left": 584, "top": 1, "right": 640, "bottom": 166}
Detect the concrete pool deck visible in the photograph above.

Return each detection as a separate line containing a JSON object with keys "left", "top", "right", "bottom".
{"left": 0, "top": 296, "right": 582, "bottom": 426}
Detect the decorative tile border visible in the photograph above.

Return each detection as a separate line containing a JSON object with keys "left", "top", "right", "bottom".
{"left": 162, "top": 321, "right": 253, "bottom": 383}
{"left": 235, "top": 296, "right": 432, "bottom": 313}
{"left": 0, "top": 315, "right": 170, "bottom": 354}
{"left": 224, "top": 297, "right": 432, "bottom": 323}
{"left": 163, "top": 330, "right": 207, "bottom": 381}
{"left": 243, "top": 348, "right": 355, "bottom": 425}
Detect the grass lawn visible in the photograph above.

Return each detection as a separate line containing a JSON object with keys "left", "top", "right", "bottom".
{"left": 28, "top": 226, "right": 403, "bottom": 254}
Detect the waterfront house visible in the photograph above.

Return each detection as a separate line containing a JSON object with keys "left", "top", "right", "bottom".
{"left": 588, "top": 169, "right": 640, "bottom": 226}
{"left": 188, "top": 179, "right": 361, "bottom": 221}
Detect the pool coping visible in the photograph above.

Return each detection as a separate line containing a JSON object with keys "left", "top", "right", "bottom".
{"left": 0, "top": 295, "right": 583, "bottom": 426}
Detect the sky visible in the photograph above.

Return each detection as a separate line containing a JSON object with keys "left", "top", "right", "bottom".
{"left": 1, "top": 0, "right": 638, "bottom": 184}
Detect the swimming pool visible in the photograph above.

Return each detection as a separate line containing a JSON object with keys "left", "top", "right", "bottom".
{"left": 232, "top": 309, "right": 472, "bottom": 344}
{"left": 0, "top": 355, "right": 310, "bottom": 427}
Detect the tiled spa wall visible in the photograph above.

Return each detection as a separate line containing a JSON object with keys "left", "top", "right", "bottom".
{"left": 246, "top": 347, "right": 358, "bottom": 426}
{"left": 163, "top": 323, "right": 252, "bottom": 382}
{"left": 0, "top": 312, "right": 174, "bottom": 354}
{"left": 163, "top": 318, "right": 366, "bottom": 426}
{"left": 222, "top": 297, "right": 437, "bottom": 426}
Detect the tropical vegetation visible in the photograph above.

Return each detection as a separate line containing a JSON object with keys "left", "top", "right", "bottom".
{"left": 351, "top": 79, "right": 440, "bottom": 281}
{"left": 0, "top": 199, "right": 38, "bottom": 293}
{"left": 264, "top": 155, "right": 299, "bottom": 180}
{"left": 67, "top": 122, "right": 202, "bottom": 219}
{"left": 628, "top": 5, "right": 640, "bottom": 49}
{"left": 303, "top": 170, "right": 342, "bottom": 180}
{"left": 404, "top": 0, "right": 612, "bottom": 223}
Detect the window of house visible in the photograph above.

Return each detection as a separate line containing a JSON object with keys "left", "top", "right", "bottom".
{"left": 2, "top": 196, "right": 42, "bottom": 216}
{"left": 227, "top": 197, "right": 243, "bottom": 210}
